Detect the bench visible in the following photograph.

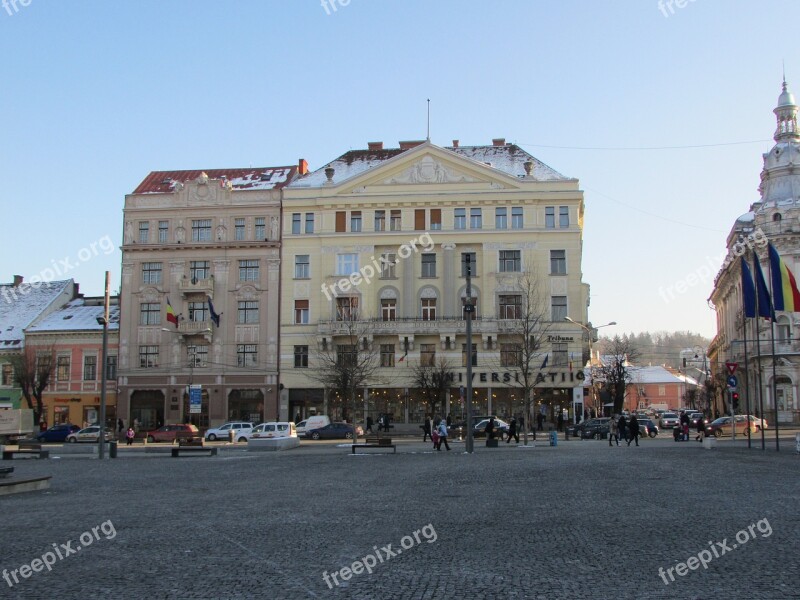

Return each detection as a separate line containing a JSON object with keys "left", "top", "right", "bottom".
{"left": 171, "top": 439, "right": 217, "bottom": 457}
{"left": 3, "top": 444, "right": 50, "bottom": 460}
{"left": 0, "top": 467, "right": 14, "bottom": 478}
{"left": 352, "top": 436, "right": 396, "bottom": 454}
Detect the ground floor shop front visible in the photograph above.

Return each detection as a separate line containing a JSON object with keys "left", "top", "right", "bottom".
{"left": 42, "top": 392, "right": 118, "bottom": 430}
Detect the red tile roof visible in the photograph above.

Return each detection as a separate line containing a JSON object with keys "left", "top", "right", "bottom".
{"left": 132, "top": 167, "right": 298, "bottom": 194}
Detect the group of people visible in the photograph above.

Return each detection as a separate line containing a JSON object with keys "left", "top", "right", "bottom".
{"left": 422, "top": 416, "right": 451, "bottom": 451}
{"left": 608, "top": 414, "right": 641, "bottom": 447}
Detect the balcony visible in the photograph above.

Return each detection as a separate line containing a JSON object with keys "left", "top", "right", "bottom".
{"left": 178, "top": 276, "right": 214, "bottom": 297}
{"left": 176, "top": 320, "right": 213, "bottom": 341}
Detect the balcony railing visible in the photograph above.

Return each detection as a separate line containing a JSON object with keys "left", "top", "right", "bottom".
{"left": 178, "top": 276, "right": 214, "bottom": 297}
{"left": 318, "top": 317, "right": 549, "bottom": 335}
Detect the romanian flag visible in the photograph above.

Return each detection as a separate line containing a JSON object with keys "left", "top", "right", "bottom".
{"left": 768, "top": 243, "right": 800, "bottom": 312}
{"left": 166, "top": 297, "right": 179, "bottom": 328}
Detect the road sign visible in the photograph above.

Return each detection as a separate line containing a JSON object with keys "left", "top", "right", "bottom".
{"left": 189, "top": 384, "right": 202, "bottom": 414}
{"left": 725, "top": 362, "right": 738, "bottom": 375}
{"left": 727, "top": 375, "right": 737, "bottom": 388}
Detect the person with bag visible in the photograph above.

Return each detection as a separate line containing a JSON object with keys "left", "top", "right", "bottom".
{"left": 437, "top": 418, "right": 450, "bottom": 451}
{"left": 125, "top": 427, "right": 135, "bottom": 446}
{"left": 608, "top": 415, "right": 619, "bottom": 446}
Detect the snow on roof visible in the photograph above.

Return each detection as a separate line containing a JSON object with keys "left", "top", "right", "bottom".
{"left": 289, "top": 142, "right": 570, "bottom": 188}
{"left": 628, "top": 365, "right": 685, "bottom": 384}
{"left": 27, "top": 298, "right": 120, "bottom": 333}
{"left": 133, "top": 167, "right": 298, "bottom": 194}
{"left": 0, "top": 280, "right": 73, "bottom": 349}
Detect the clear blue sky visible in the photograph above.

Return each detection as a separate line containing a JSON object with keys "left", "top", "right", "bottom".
{"left": 1, "top": 0, "right": 797, "bottom": 338}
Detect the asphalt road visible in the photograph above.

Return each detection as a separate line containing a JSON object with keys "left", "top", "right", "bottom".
{"left": 1, "top": 436, "right": 798, "bottom": 599}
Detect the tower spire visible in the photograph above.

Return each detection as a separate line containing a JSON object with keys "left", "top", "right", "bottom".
{"left": 774, "top": 76, "right": 799, "bottom": 143}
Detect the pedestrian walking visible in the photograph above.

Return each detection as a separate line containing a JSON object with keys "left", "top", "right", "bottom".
{"left": 695, "top": 415, "right": 705, "bottom": 442}
{"left": 557, "top": 411, "right": 564, "bottom": 433}
{"left": 366, "top": 415, "right": 374, "bottom": 433}
{"left": 506, "top": 417, "right": 519, "bottom": 444}
{"left": 680, "top": 411, "right": 690, "bottom": 441}
{"left": 608, "top": 416, "right": 619, "bottom": 446}
{"left": 422, "top": 416, "right": 432, "bottom": 442}
{"left": 117, "top": 418, "right": 124, "bottom": 433}
{"left": 536, "top": 412, "right": 545, "bottom": 431}
{"left": 437, "top": 418, "right": 450, "bottom": 451}
{"left": 617, "top": 414, "right": 627, "bottom": 444}
{"left": 125, "top": 427, "right": 135, "bottom": 446}
{"left": 628, "top": 414, "right": 640, "bottom": 446}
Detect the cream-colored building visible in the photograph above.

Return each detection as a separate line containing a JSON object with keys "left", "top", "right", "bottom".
{"left": 280, "top": 139, "right": 590, "bottom": 428}
{"left": 709, "top": 80, "right": 800, "bottom": 425}
{"left": 117, "top": 166, "right": 299, "bottom": 429}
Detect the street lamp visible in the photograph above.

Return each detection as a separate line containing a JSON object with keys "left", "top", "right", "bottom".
{"left": 96, "top": 271, "right": 111, "bottom": 459}
{"left": 564, "top": 318, "right": 617, "bottom": 417}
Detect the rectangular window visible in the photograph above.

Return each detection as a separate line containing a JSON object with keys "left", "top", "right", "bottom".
{"left": 158, "top": 220, "right": 169, "bottom": 243}
{"left": 500, "top": 344, "right": 521, "bottom": 367}
{"left": 255, "top": 217, "right": 266, "bottom": 239}
{"left": 381, "top": 299, "right": 396, "bottom": 321}
{"left": 237, "top": 301, "right": 259, "bottom": 324}
{"left": 495, "top": 207, "right": 507, "bottom": 229}
{"left": 559, "top": 206, "right": 569, "bottom": 228}
{"left": 57, "top": 356, "right": 70, "bottom": 381}
{"left": 553, "top": 343, "right": 568, "bottom": 367}
{"left": 2, "top": 363, "right": 13, "bottom": 386}
{"left": 83, "top": 355, "right": 97, "bottom": 381}
{"left": 138, "top": 221, "right": 149, "bottom": 244}
{"left": 337, "top": 344, "right": 357, "bottom": 367}
{"left": 187, "top": 344, "right": 208, "bottom": 368}
{"left": 461, "top": 252, "right": 477, "bottom": 277}
{"left": 105, "top": 355, "right": 117, "bottom": 380}
{"left": 550, "top": 250, "right": 566, "bottom": 275}
{"left": 511, "top": 207, "right": 523, "bottom": 229}
{"left": 295, "top": 255, "right": 310, "bottom": 279}
{"left": 499, "top": 250, "right": 521, "bottom": 273}
{"left": 294, "top": 345, "right": 309, "bottom": 368}
{"left": 374, "top": 210, "right": 385, "bottom": 232}
{"left": 421, "top": 253, "right": 436, "bottom": 277}
{"left": 336, "top": 253, "right": 359, "bottom": 276}
{"left": 380, "top": 344, "right": 395, "bottom": 368}
{"left": 430, "top": 209, "right": 442, "bottom": 230}
{"left": 238, "top": 344, "right": 258, "bottom": 368}
{"left": 499, "top": 295, "right": 522, "bottom": 319}
{"left": 188, "top": 301, "right": 207, "bottom": 323}
{"left": 189, "top": 261, "right": 210, "bottom": 280}
{"left": 305, "top": 213, "right": 314, "bottom": 234}
{"left": 390, "top": 210, "right": 401, "bottom": 231}
{"left": 421, "top": 298, "right": 436, "bottom": 321}
{"left": 139, "top": 302, "right": 160, "bottom": 326}
{"left": 142, "top": 262, "right": 162, "bottom": 285}
{"left": 192, "top": 219, "right": 212, "bottom": 242}
{"left": 336, "top": 297, "right": 358, "bottom": 321}
{"left": 420, "top": 344, "right": 436, "bottom": 367}
{"left": 139, "top": 346, "right": 158, "bottom": 369}
{"left": 335, "top": 211, "right": 346, "bottom": 233}
{"left": 350, "top": 211, "right": 362, "bottom": 232}
{"left": 658, "top": 385, "right": 666, "bottom": 397}
{"left": 380, "top": 253, "right": 396, "bottom": 279}
{"left": 234, "top": 218, "right": 245, "bottom": 241}
{"left": 292, "top": 213, "right": 301, "bottom": 235}
{"left": 470, "top": 208, "right": 482, "bottom": 229}
{"left": 294, "top": 300, "right": 309, "bottom": 325}
{"left": 414, "top": 209, "right": 426, "bottom": 231}
{"left": 454, "top": 208, "right": 466, "bottom": 230}
{"left": 545, "top": 207, "right": 555, "bottom": 229}
{"left": 551, "top": 296, "right": 567, "bottom": 322}
{"left": 461, "top": 343, "right": 477, "bottom": 367}
{"left": 239, "top": 259, "right": 259, "bottom": 282}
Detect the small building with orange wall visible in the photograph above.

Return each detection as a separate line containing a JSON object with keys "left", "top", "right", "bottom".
{"left": 625, "top": 365, "right": 699, "bottom": 413}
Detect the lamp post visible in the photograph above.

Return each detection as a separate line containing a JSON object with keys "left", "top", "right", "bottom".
{"left": 96, "top": 271, "right": 111, "bottom": 459}
{"left": 564, "top": 317, "right": 617, "bottom": 417}
{"left": 464, "top": 254, "right": 474, "bottom": 454}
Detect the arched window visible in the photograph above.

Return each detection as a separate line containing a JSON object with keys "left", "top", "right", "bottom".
{"left": 773, "top": 213, "right": 782, "bottom": 222}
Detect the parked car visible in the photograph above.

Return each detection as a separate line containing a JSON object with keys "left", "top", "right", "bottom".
{"left": 37, "top": 423, "right": 80, "bottom": 443}
{"left": 305, "top": 422, "right": 362, "bottom": 440}
{"left": 295, "top": 415, "right": 331, "bottom": 436}
{"left": 580, "top": 418, "right": 611, "bottom": 439}
{"left": 639, "top": 418, "right": 659, "bottom": 438}
{"left": 473, "top": 417, "right": 510, "bottom": 438}
{"left": 659, "top": 413, "right": 680, "bottom": 428}
{"left": 705, "top": 416, "right": 755, "bottom": 438}
{"left": 205, "top": 422, "right": 253, "bottom": 442}
{"left": 145, "top": 424, "right": 200, "bottom": 443}
{"left": 66, "top": 425, "right": 114, "bottom": 443}
{"left": 247, "top": 422, "right": 296, "bottom": 439}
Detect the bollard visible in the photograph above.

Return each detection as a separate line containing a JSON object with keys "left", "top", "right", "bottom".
{"left": 549, "top": 431, "right": 558, "bottom": 447}
{"left": 229, "top": 428, "right": 235, "bottom": 444}
{"left": 796, "top": 432, "right": 800, "bottom": 454}
{"left": 109, "top": 440, "right": 118, "bottom": 459}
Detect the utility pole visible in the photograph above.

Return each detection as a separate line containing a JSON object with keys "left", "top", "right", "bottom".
{"left": 465, "top": 254, "right": 474, "bottom": 454}
{"left": 97, "top": 271, "right": 110, "bottom": 459}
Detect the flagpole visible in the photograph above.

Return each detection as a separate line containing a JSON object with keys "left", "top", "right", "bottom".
{"left": 742, "top": 310, "right": 751, "bottom": 449}
{"left": 754, "top": 317, "right": 766, "bottom": 451}
{"left": 766, "top": 245, "right": 780, "bottom": 452}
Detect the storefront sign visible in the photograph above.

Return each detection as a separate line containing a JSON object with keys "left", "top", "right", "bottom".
{"left": 450, "top": 369, "right": 585, "bottom": 388}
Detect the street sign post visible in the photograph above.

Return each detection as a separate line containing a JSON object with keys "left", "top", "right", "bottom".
{"left": 727, "top": 375, "right": 738, "bottom": 388}
{"left": 189, "top": 385, "right": 202, "bottom": 414}
{"left": 725, "top": 362, "right": 738, "bottom": 375}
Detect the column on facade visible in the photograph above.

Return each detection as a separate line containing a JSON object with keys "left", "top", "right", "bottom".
{"left": 442, "top": 243, "right": 455, "bottom": 317}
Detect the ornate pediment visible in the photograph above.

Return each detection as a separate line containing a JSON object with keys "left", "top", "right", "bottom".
{"left": 384, "top": 155, "right": 483, "bottom": 185}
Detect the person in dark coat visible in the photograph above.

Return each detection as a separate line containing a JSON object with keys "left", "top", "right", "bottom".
{"left": 679, "top": 411, "right": 690, "bottom": 441}
{"left": 695, "top": 415, "right": 705, "bottom": 442}
{"left": 617, "top": 414, "right": 627, "bottom": 444}
{"left": 506, "top": 417, "right": 519, "bottom": 444}
{"left": 485, "top": 417, "right": 495, "bottom": 440}
{"left": 536, "top": 412, "right": 545, "bottom": 431}
{"left": 422, "top": 416, "right": 431, "bottom": 442}
{"left": 366, "top": 415, "right": 374, "bottom": 433}
{"left": 557, "top": 411, "right": 564, "bottom": 432}
{"left": 627, "top": 414, "right": 640, "bottom": 446}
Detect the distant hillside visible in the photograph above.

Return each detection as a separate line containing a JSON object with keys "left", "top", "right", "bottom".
{"left": 596, "top": 331, "right": 711, "bottom": 369}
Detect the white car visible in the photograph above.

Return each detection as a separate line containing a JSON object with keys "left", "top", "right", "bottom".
{"left": 204, "top": 422, "right": 253, "bottom": 442}
{"left": 295, "top": 415, "right": 330, "bottom": 436}
{"left": 247, "top": 422, "right": 297, "bottom": 440}
{"left": 66, "top": 426, "right": 114, "bottom": 443}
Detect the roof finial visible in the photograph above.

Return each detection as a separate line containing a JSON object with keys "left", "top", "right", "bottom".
{"left": 783, "top": 60, "right": 787, "bottom": 89}
{"left": 426, "top": 99, "right": 431, "bottom": 142}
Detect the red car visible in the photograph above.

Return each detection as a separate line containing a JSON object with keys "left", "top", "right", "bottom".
{"left": 145, "top": 424, "right": 200, "bottom": 443}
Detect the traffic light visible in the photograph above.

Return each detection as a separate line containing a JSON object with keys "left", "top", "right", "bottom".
{"left": 731, "top": 391, "right": 740, "bottom": 410}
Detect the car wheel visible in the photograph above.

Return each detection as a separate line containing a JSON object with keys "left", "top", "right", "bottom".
{"left": 208, "top": 434, "right": 217, "bottom": 441}
{"left": 345, "top": 432, "right": 353, "bottom": 439}
{"left": 649, "top": 431, "right": 657, "bottom": 438}
{"left": 311, "top": 432, "right": 320, "bottom": 440}
{"left": 714, "top": 430, "right": 722, "bottom": 438}
{"left": 147, "top": 435, "right": 155, "bottom": 443}
{"left": 238, "top": 437, "right": 247, "bottom": 443}
{"left": 68, "top": 437, "right": 77, "bottom": 443}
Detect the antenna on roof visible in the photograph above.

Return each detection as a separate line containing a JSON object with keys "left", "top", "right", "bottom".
{"left": 426, "top": 99, "right": 430, "bottom": 142}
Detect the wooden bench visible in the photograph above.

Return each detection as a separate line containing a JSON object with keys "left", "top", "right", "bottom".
{"left": 351, "top": 436, "right": 396, "bottom": 454}
{"left": 3, "top": 444, "right": 50, "bottom": 460}
{"left": 171, "top": 439, "right": 217, "bottom": 457}
{"left": 0, "top": 467, "right": 14, "bottom": 478}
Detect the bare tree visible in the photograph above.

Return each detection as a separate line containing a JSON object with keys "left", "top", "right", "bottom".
{"left": 411, "top": 357, "right": 456, "bottom": 418}
{"left": 8, "top": 344, "right": 55, "bottom": 424}
{"left": 494, "top": 266, "right": 552, "bottom": 446}
{"left": 598, "top": 335, "right": 639, "bottom": 414}
{"left": 308, "top": 307, "right": 381, "bottom": 442}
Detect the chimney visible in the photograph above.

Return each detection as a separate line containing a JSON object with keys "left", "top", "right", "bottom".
{"left": 298, "top": 158, "right": 309, "bottom": 176}
{"left": 452, "top": 140, "right": 459, "bottom": 148}
{"left": 367, "top": 142, "right": 383, "bottom": 151}
{"left": 399, "top": 140, "right": 425, "bottom": 150}
{"left": 13, "top": 275, "right": 23, "bottom": 287}
{"left": 492, "top": 138, "right": 506, "bottom": 147}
